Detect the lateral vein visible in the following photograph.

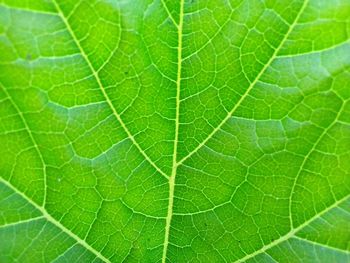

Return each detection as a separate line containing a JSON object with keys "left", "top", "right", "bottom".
{"left": 1, "top": 85, "right": 47, "bottom": 206}
{"left": 160, "top": 0, "right": 179, "bottom": 28}
{"left": 235, "top": 193, "right": 350, "bottom": 262}
{"left": 0, "top": 177, "right": 111, "bottom": 263}
{"left": 177, "top": 0, "right": 310, "bottom": 167}
{"left": 288, "top": 100, "right": 346, "bottom": 228}
{"left": 293, "top": 236, "right": 350, "bottom": 254}
{"left": 52, "top": 0, "right": 168, "bottom": 179}
{"left": 0, "top": 216, "right": 45, "bottom": 229}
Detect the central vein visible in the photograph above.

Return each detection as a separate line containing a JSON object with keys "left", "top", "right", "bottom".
{"left": 162, "top": 1, "right": 185, "bottom": 262}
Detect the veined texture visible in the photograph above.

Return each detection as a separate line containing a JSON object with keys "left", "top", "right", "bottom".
{"left": 0, "top": 0, "right": 350, "bottom": 262}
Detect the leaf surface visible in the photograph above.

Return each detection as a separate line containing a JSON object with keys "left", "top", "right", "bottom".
{"left": 0, "top": 0, "right": 350, "bottom": 262}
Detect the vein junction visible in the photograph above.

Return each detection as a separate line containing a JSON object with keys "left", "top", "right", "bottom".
{"left": 162, "top": 0, "right": 185, "bottom": 262}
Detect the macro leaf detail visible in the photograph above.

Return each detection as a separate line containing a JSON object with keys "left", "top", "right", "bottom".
{"left": 0, "top": 0, "right": 350, "bottom": 262}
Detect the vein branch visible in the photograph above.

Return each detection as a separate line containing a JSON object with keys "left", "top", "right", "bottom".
{"left": 160, "top": 0, "right": 178, "bottom": 28}
{"left": 235, "top": 193, "right": 350, "bottom": 262}
{"left": 288, "top": 100, "right": 346, "bottom": 228}
{"left": 1, "top": 85, "right": 47, "bottom": 206}
{"left": 0, "top": 216, "right": 45, "bottom": 229}
{"left": 52, "top": 0, "right": 168, "bottom": 179}
{"left": 176, "top": 0, "right": 309, "bottom": 167}
{"left": 0, "top": 178, "right": 111, "bottom": 263}
{"left": 293, "top": 236, "right": 350, "bottom": 254}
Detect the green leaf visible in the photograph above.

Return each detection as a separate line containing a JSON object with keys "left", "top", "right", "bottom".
{"left": 0, "top": 0, "right": 349, "bottom": 262}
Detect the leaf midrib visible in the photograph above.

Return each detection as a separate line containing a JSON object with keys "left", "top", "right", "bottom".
{"left": 162, "top": 0, "right": 185, "bottom": 261}
{"left": 163, "top": 1, "right": 312, "bottom": 262}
